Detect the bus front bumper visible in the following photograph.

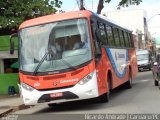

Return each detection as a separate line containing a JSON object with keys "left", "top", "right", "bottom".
{"left": 20, "top": 70, "right": 99, "bottom": 105}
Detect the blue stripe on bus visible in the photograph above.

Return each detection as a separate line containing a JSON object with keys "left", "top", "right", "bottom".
{"left": 106, "top": 48, "right": 128, "bottom": 78}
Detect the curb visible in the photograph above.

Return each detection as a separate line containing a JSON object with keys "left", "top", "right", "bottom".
{"left": 0, "top": 109, "right": 13, "bottom": 118}
{"left": 0, "top": 104, "right": 31, "bottom": 118}
{"left": 11, "top": 104, "right": 31, "bottom": 112}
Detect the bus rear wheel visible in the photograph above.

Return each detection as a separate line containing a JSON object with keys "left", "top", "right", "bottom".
{"left": 155, "top": 79, "right": 158, "bottom": 86}
{"left": 124, "top": 70, "right": 132, "bottom": 89}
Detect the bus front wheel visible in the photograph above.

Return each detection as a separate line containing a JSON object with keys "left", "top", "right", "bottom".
{"left": 98, "top": 74, "right": 111, "bottom": 103}
{"left": 98, "top": 92, "right": 109, "bottom": 103}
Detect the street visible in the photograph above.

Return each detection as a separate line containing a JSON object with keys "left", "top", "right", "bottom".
{"left": 13, "top": 70, "right": 160, "bottom": 115}
{"left": 1, "top": 1, "right": 160, "bottom": 120}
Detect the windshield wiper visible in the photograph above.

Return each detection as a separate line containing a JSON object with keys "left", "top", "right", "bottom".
{"left": 33, "top": 51, "right": 49, "bottom": 76}
{"left": 33, "top": 48, "right": 77, "bottom": 76}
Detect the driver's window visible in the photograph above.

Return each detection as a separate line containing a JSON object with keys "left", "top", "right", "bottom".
{"left": 91, "top": 19, "right": 102, "bottom": 59}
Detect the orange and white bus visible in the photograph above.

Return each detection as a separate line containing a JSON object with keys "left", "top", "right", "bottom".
{"left": 10, "top": 10, "right": 137, "bottom": 106}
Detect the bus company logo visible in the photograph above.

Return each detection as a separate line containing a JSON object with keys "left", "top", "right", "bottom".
{"left": 53, "top": 81, "right": 58, "bottom": 86}
{"left": 60, "top": 78, "right": 79, "bottom": 83}
{"left": 118, "top": 53, "right": 125, "bottom": 59}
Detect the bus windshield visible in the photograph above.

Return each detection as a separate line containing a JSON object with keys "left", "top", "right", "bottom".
{"left": 19, "top": 18, "right": 92, "bottom": 73}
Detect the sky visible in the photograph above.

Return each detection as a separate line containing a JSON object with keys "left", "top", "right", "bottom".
{"left": 60, "top": 0, "right": 160, "bottom": 37}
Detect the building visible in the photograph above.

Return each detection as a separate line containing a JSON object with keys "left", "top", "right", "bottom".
{"left": 0, "top": 35, "right": 19, "bottom": 95}
{"left": 103, "top": 9, "right": 148, "bottom": 49}
{"left": 0, "top": 51, "right": 18, "bottom": 73}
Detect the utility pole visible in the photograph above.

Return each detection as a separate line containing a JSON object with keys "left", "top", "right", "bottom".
{"left": 80, "top": 0, "right": 85, "bottom": 10}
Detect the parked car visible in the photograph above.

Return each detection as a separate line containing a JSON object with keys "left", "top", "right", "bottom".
{"left": 136, "top": 49, "right": 151, "bottom": 72}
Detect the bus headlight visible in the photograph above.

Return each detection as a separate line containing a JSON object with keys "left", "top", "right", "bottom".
{"left": 21, "top": 82, "right": 34, "bottom": 92}
{"left": 78, "top": 71, "right": 94, "bottom": 85}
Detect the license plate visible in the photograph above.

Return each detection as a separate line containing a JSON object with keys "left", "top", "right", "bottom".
{"left": 50, "top": 92, "right": 63, "bottom": 98}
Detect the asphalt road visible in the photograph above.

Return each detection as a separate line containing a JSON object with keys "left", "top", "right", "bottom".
{"left": 12, "top": 70, "right": 160, "bottom": 119}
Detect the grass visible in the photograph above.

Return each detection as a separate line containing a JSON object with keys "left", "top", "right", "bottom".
{"left": 0, "top": 35, "right": 18, "bottom": 51}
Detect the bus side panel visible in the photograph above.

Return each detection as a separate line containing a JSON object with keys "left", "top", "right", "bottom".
{"left": 103, "top": 48, "right": 131, "bottom": 89}
{"left": 96, "top": 48, "right": 131, "bottom": 96}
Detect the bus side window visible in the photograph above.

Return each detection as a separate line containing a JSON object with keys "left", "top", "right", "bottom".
{"left": 106, "top": 25, "right": 114, "bottom": 46}
{"left": 124, "top": 31, "right": 129, "bottom": 48}
{"left": 113, "top": 27, "right": 121, "bottom": 47}
{"left": 128, "top": 33, "right": 133, "bottom": 48}
{"left": 119, "top": 30, "right": 126, "bottom": 48}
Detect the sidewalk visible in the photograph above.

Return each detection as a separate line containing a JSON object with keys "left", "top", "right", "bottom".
{"left": 0, "top": 94, "right": 24, "bottom": 117}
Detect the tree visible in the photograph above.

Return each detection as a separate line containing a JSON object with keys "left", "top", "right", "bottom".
{"left": 0, "top": 0, "right": 62, "bottom": 34}
{"left": 97, "top": 0, "right": 142, "bottom": 14}
{"left": 79, "top": 0, "right": 142, "bottom": 14}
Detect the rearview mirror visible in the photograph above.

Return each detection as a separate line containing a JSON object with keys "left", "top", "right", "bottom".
{"left": 10, "top": 41, "right": 14, "bottom": 54}
{"left": 10, "top": 33, "right": 17, "bottom": 54}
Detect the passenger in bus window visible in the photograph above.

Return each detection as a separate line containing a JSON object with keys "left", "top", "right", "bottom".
{"left": 38, "top": 40, "right": 62, "bottom": 61}
{"left": 55, "top": 41, "right": 62, "bottom": 53}
{"left": 50, "top": 40, "right": 62, "bottom": 59}
{"left": 73, "top": 42, "right": 81, "bottom": 49}
{"left": 73, "top": 34, "right": 88, "bottom": 50}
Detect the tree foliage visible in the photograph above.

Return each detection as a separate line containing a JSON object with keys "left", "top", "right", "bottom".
{"left": 0, "top": 0, "right": 62, "bottom": 34}
{"left": 97, "top": 0, "right": 142, "bottom": 14}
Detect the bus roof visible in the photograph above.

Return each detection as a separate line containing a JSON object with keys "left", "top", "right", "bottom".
{"left": 97, "top": 14, "right": 132, "bottom": 32}
{"left": 19, "top": 10, "right": 132, "bottom": 32}
{"left": 19, "top": 10, "right": 92, "bottom": 29}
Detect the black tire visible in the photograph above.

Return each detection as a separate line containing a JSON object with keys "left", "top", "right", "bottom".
{"left": 98, "top": 89, "right": 110, "bottom": 103}
{"left": 99, "top": 86, "right": 110, "bottom": 103}
{"left": 124, "top": 70, "right": 132, "bottom": 89}
{"left": 98, "top": 75, "right": 111, "bottom": 103}
{"left": 154, "top": 79, "right": 158, "bottom": 86}
{"left": 124, "top": 78, "right": 132, "bottom": 89}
